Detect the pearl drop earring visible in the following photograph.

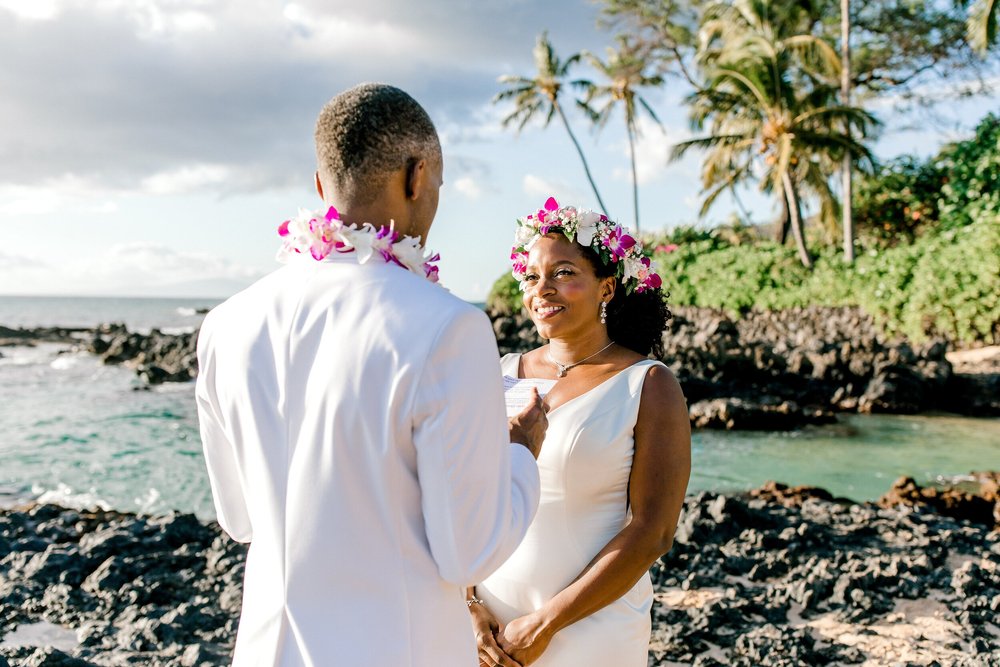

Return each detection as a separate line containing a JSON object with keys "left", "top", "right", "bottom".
{"left": 600, "top": 301, "right": 607, "bottom": 324}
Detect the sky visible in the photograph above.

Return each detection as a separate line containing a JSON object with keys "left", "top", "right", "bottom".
{"left": 1, "top": 0, "right": 998, "bottom": 302}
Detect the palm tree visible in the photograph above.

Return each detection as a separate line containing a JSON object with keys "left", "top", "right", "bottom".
{"left": 841, "top": 0, "right": 855, "bottom": 263}
{"left": 579, "top": 36, "right": 665, "bottom": 232}
{"left": 494, "top": 32, "right": 610, "bottom": 216}
{"left": 967, "top": 0, "right": 999, "bottom": 54}
{"left": 672, "top": 0, "right": 877, "bottom": 268}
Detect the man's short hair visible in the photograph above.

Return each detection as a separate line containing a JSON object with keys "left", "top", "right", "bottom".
{"left": 315, "top": 83, "right": 441, "bottom": 206}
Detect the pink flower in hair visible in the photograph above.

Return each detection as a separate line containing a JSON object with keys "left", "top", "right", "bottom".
{"left": 603, "top": 226, "right": 636, "bottom": 261}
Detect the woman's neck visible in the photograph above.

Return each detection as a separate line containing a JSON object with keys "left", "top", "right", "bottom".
{"left": 547, "top": 331, "right": 614, "bottom": 365}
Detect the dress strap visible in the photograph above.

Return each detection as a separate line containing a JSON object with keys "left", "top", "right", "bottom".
{"left": 500, "top": 352, "right": 523, "bottom": 378}
{"left": 626, "top": 359, "right": 667, "bottom": 397}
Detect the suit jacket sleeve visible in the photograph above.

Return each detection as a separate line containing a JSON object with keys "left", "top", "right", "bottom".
{"left": 196, "top": 317, "right": 253, "bottom": 543}
{"left": 412, "top": 307, "right": 540, "bottom": 585}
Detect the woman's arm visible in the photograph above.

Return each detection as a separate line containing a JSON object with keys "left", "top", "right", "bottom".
{"left": 497, "top": 364, "right": 691, "bottom": 664}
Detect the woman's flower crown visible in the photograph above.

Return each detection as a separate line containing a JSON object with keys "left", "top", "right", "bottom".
{"left": 277, "top": 205, "right": 440, "bottom": 284}
{"left": 510, "top": 197, "right": 662, "bottom": 294}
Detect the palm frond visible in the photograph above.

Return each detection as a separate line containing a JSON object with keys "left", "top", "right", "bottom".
{"left": 967, "top": 0, "right": 999, "bottom": 54}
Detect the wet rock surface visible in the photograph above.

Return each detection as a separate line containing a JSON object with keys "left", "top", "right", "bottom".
{"left": 647, "top": 480, "right": 1000, "bottom": 666}
{"left": 86, "top": 324, "right": 198, "bottom": 385}
{"left": 2, "top": 476, "right": 997, "bottom": 666}
{"left": 492, "top": 305, "right": 1000, "bottom": 426}
{"left": 0, "top": 327, "right": 91, "bottom": 347}
{"left": 0, "top": 505, "right": 246, "bottom": 666}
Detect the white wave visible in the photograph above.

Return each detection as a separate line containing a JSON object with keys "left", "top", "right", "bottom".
{"left": 0, "top": 621, "right": 80, "bottom": 651}
{"left": 31, "top": 482, "right": 111, "bottom": 512}
{"left": 134, "top": 487, "right": 162, "bottom": 514}
{"left": 160, "top": 325, "right": 196, "bottom": 336}
{"left": 49, "top": 354, "right": 81, "bottom": 370}
{"left": 0, "top": 344, "right": 66, "bottom": 366}
{"left": 153, "top": 380, "right": 196, "bottom": 393}
{"left": 176, "top": 307, "right": 197, "bottom": 317}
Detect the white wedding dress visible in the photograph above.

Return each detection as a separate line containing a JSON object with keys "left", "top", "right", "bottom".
{"left": 477, "top": 353, "right": 664, "bottom": 667}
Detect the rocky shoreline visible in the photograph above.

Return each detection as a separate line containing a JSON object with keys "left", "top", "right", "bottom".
{"left": 495, "top": 305, "right": 1000, "bottom": 428}
{"left": 2, "top": 305, "right": 999, "bottom": 429}
{"left": 0, "top": 475, "right": 996, "bottom": 666}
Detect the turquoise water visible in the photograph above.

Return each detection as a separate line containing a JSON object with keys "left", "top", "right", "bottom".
{"left": 0, "top": 297, "right": 997, "bottom": 519}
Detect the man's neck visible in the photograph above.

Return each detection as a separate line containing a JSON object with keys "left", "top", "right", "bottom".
{"left": 336, "top": 202, "right": 417, "bottom": 239}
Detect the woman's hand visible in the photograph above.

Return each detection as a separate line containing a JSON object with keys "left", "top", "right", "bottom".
{"left": 470, "top": 602, "right": 523, "bottom": 667}
{"left": 496, "top": 612, "right": 554, "bottom": 666}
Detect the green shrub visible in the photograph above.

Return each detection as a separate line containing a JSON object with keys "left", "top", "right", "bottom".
{"left": 486, "top": 271, "right": 523, "bottom": 315}
{"left": 853, "top": 156, "right": 943, "bottom": 245}
{"left": 487, "top": 211, "right": 996, "bottom": 344}
{"left": 901, "top": 217, "right": 1000, "bottom": 343}
{"left": 934, "top": 113, "right": 1000, "bottom": 228}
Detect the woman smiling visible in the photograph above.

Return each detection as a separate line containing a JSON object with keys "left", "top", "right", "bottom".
{"left": 468, "top": 198, "right": 691, "bottom": 667}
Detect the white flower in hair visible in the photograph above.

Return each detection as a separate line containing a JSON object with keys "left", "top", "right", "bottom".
{"left": 514, "top": 224, "right": 535, "bottom": 247}
{"left": 576, "top": 210, "right": 601, "bottom": 247}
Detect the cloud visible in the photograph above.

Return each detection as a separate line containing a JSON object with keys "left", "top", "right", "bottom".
{"left": 0, "top": 0, "right": 605, "bottom": 198}
{"left": 92, "top": 242, "right": 261, "bottom": 284}
{"left": 0, "top": 0, "right": 59, "bottom": 20}
{"left": 522, "top": 174, "right": 587, "bottom": 204}
{"left": 612, "top": 117, "right": 694, "bottom": 186}
{"left": 0, "top": 242, "right": 263, "bottom": 296}
{"left": 452, "top": 176, "right": 482, "bottom": 200}
{"left": 0, "top": 249, "right": 43, "bottom": 270}
{"left": 141, "top": 164, "right": 231, "bottom": 195}
{"left": 0, "top": 177, "right": 122, "bottom": 216}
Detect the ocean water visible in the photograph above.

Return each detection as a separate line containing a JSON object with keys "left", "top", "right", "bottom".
{"left": 0, "top": 295, "right": 221, "bottom": 334}
{"left": 1, "top": 296, "right": 998, "bottom": 519}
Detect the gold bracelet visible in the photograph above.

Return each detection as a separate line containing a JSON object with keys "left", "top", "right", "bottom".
{"left": 466, "top": 597, "right": 485, "bottom": 607}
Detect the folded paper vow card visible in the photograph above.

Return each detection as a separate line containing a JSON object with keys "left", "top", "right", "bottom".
{"left": 503, "top": 376, "right": 557, "bottom": 418}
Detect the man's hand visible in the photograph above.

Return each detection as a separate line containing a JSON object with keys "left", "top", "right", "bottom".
{"left": 508, "top": 388, "right": 547, "bottom": 459}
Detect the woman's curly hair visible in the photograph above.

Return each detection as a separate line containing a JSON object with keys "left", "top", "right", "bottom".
{"left": 580, "top": 245, "right": 671, "bottom": 359}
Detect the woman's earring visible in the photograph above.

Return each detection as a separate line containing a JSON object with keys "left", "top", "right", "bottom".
{"left": 600, "top": 301, "right": 607, "bottom": 324}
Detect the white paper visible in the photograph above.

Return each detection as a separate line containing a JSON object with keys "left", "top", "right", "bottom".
{"left": 503, "top": 375, "right": 557, "bottom": 417}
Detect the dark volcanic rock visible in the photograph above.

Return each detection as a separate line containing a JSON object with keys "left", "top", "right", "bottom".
{"left": 87, "top": 323, "right": 198, "bottom": 385}
{"left": 0, "top": 326, "right": 90, "bottom": 347}
{"left": 688, "top": 397, "right": 836, "bottom": 430}
{"left": 3, "top": 477, "right": 999, "bottom": 666}
{"left": 0, "top": 504, "right": 246, "bottom": 666}
{"left": 489, "top": 305, "right": 1000, "bottom": 424}
{"left": 648, "top": 478, "right": 1000, "bottom": 666}
{"left": 879, "top": 475, "right": 999, "bottom": 528}
{"left": 748, "top": 481, "right": 840, "bottom": 508}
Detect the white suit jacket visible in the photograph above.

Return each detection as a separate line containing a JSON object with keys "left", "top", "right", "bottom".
{"left": 195, "top": 252, "right": 540, "bottom": 666}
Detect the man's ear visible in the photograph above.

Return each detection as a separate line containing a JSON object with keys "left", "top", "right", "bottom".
{"left": 314, "top": 171, "right": 325, "bottom": 201}
{"left": 404, "top": 158, "right": 424, "bottom": 200}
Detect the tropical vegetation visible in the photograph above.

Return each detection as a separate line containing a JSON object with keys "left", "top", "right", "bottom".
{"left": 489, "top": 0, "right": 999, "bottom": 344}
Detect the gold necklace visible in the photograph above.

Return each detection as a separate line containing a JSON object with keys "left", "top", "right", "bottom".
{"left": 547, "top": 341, "right": 615, "bottom": 378}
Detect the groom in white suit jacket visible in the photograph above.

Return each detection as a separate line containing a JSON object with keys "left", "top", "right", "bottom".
{"left": 196, "top": 83, "right": 545, "bottom": 666}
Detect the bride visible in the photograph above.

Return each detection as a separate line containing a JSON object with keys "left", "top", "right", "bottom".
{"left": 468, "top": 198, "right": 691, "bottom": 667}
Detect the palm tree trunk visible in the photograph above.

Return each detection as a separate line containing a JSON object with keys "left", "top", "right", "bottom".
{"left": 554, "top": 103, "right": 610, "bottom": 217}
{"left": 841, "top": 0, "right": 855, "bottom": 263}
{"left": 627, "top": 119, "right": 640, "bottom": 232}
{"left": 781, "top": 171, "right": 813, "bottom": 268}
{"left": 776, "top": 192, "right": 790, "bottom": 244}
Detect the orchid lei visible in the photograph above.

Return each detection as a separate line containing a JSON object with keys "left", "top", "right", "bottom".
{"left": 510, "top": 197, "right": 663, "bottom": 294}
{"left": 276, "top": 205, "right": 440, "bottom": 284}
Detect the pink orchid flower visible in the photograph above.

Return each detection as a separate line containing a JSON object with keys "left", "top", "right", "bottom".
{"left": 603, "top": 227, "right": 636, "bottom": 261}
